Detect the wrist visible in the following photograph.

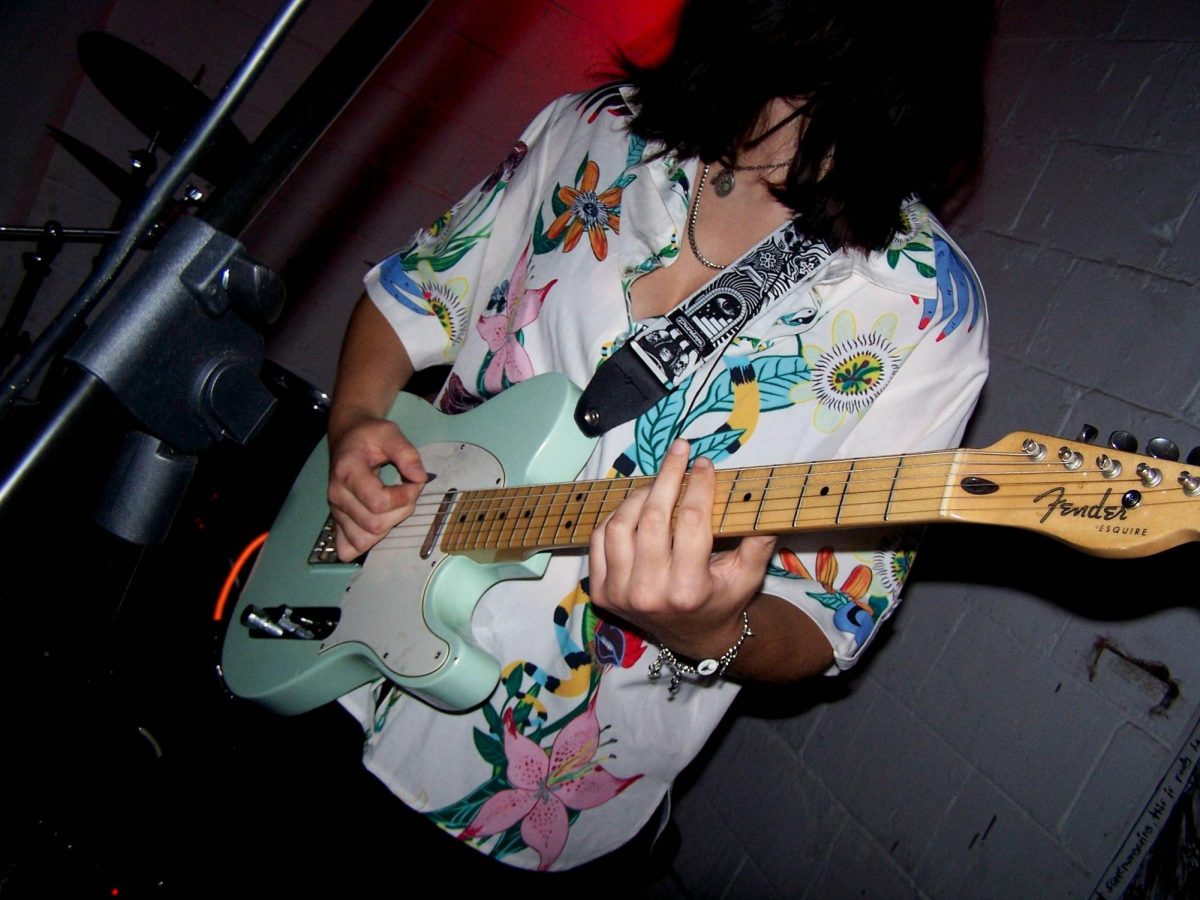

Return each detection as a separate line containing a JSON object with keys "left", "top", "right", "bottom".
{"left": 649, "top": 609, "right": 754, "bottom": 694}
{"left": 327, "top": 404, "right": 382, "bottom": 448}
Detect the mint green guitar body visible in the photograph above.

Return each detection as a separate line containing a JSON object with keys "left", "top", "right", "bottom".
{"left": 220, "top": 374, "right": 595, "bottom": 715}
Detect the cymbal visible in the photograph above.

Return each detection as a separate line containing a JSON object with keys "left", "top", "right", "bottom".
{"left": 46, "top": 125, "right": 140, "bottom": 201}
{"left": 77, "top": 31, "right": 251, "bottom": 186}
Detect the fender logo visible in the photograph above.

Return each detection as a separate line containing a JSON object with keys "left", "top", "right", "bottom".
{"left": 1033, "top": 486, "right": 1128, "bottom": 524}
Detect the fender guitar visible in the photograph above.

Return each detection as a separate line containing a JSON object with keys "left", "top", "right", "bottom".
{"left": 220, "top": 374, "right": 1200, "bottom": 715}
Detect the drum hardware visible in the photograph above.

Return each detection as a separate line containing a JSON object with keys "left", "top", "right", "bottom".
{"left": 1, "top": 0, "right": 432, "bottom": 552}
{"left": 77, "top": 32, "right": 251, "bottom": 189}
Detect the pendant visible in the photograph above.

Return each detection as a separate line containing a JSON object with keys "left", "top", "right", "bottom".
{"left": 712, "top": 168, "right": 735, "bottom": 197}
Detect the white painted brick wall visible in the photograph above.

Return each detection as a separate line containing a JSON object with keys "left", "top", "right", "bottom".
{"left": 662, "top": 1, "right": 1200, "bottom": 896}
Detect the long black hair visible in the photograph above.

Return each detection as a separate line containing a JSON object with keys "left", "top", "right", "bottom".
{"left": 624, "top": 0, "right": 993, "bottom": 252}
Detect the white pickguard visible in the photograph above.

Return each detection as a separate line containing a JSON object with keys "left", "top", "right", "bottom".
{"left": 328, "top": 441, "right": 504, "bottom": 679}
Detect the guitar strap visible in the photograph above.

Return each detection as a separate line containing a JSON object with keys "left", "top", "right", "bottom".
{"left": 574, "top": 219, "right": 834, "bottom": 437}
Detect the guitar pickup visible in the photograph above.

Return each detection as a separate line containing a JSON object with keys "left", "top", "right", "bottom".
{"left": 242, "top": 605, "right": 339, "bottom": 640}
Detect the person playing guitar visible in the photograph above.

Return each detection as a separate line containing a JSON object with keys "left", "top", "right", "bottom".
{"left": 323, "top": 0, "right": 992, "bottom": 880}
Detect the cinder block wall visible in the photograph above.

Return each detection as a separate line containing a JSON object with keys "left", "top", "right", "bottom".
{"left": 661, "top": 2, "right": 1200, "bottom": 897}
{"left": 3, "top": 1, "right": 1199, "bottom": 897}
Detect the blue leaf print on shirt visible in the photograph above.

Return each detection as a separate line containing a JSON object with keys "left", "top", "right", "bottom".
{"left": 634, "top": 376, "right": 693, "bottom": 474}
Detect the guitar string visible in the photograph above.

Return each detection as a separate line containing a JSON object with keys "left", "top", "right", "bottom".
{"left": 365, "top": 488, "right": 1196, "bottom": 551}
{"left": 370, "top": 448, "right": 1188, "bottom": 523}
{"left": 373, "top": 457, "right": 1190, "bottom": 529}
{"left": 354, "top": 458, "right": 1194, "bottom": 551}
{"left": 361, "top": 485, "right": 1196, "bottom": 553}
{"left": 371, "top": 447, "right": 1112, "bottom": 519}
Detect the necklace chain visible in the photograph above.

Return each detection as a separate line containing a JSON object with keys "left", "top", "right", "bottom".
{"left": 688, "top": 164, "right": 727, "bottom": 270}
{"left": 688, "top": 157, "right": 794, "bottom": 271}
{"left": 712, "top": 157, "right": 789, "bottom": 198}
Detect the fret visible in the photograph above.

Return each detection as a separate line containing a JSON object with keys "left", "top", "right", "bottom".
{"left": 598, "top": 478, "right": 639, "bottom": 533}
{"left": 889, "top": 450, "right": 957, "bottom": 522}
{"left": 754, "top": 466, "right": 776, "bottom": 531}
{"left": 513, "top": 483, "right": 552, "bottom": 552}
{"left": 571, "top": 479, "right": 606, "bottom": 545}
{"left": 476, "top": 486, "right": 506, "bottom": 550}
{"left": 460, "top": 488, "right": 493, "bottom": 550}
{"left": 536, "top": 482, "right": 574, "bottom": 548}
{"left": 758, "top": 464, "right": 810, "bottom": 532}
{"left": 885, "top": 455, "right": 902, "bottom": 521}
{"left": 787, "top": 462, "right": 814, "bottom": 528}
{"left": 793, "top": 460, "right": 845, "bottom": 527}
{"left": 557, "top": 484, "right": 590, "bottom": 548}
{"left": 838, "top": 455, "right": 900, "bottom": 526}
{"left": 717, "top": 466, "right": 773, "bottom": 535}
{"left": 495, "top": 484, "right": 529, "bottom": 549}
{"left": 444, "top": 490, "right": 480, "bottom": 552}
{"left": 835, "top": 460, "right": 855, "bottom": 524}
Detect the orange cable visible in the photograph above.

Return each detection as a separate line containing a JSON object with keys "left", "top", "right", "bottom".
{"left": 213, "top": 532, "right": 269, "bottom": 622}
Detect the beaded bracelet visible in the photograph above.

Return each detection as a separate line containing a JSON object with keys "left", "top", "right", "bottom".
{"left": 648, "top": 610, "right": 753, "bottom": 695}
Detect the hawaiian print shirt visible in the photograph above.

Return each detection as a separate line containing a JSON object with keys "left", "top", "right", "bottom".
{"left": 341, "top": 86, "right": 989, "bottom": 871}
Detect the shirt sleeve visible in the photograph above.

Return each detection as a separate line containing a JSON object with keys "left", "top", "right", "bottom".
{"left": 362, "top": 97, "right": 568, "bottom": 372}
{"left": 760, "top": 232, "right": 989, "bottom": 672}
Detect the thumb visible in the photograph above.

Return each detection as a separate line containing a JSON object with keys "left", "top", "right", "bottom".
{"left": 736, "top": 534, "right": 778, "bottom": 571}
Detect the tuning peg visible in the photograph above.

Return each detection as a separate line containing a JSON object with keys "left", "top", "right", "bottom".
{"left": 1188, "top": 447, "right": 1200, "bottom": 467}
{"left": 1109, "top": 430, "right": 1138, "bottom": 453}
{"left": 1147, "top": 438, "right": 1180, "bottom": 461}
{"left": 1075, "top": 424, "right": 1098, "bottom": 443}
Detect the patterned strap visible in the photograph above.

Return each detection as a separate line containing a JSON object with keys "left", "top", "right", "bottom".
{"left": 575, "top": 220, "right": 832, "bottom": 437}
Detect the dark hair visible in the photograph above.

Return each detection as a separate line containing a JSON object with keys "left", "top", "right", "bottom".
{"left": 623, "top": 0, "right": 993, "bottom": 252}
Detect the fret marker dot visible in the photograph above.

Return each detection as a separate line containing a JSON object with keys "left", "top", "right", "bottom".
{"left": 575, "top": 493, "right": 584, "bottom": 502}
{"left": 523, "top": 511, "right": 532, "bottom": 518}
{"left": 458, "top": 514, "right": 466, "bottom": 522}
{"left": 742, "top": 492, "right": 752, "bottom": 502}
{"left": 820, "top": 486, "right": 829, "bottom": 496}
{"left": 499, "top": 512, "right": 506, "bottom": 519}
{"left": 477, "top": 513, "right": 485, "bottom": 521}
{"left": 564, "top": 520, "right": 573, "bottom": 529}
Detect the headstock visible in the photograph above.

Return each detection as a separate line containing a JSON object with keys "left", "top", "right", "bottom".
{"left": 948, "top": 428, "right": 1200, "bottom": 559}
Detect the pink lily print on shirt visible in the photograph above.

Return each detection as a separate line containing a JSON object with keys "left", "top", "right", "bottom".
{"left": 459, "top": 693, "right": 642, "bottom": 870}
{"left": 476, "top": 242, "right": 556, "bottom": 396}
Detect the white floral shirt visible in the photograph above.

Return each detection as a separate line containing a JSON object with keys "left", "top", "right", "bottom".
{"left": 342, "top": 86, "right": 989, "bottom": 871}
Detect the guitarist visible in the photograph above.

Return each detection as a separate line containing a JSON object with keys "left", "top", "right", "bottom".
{"left": 324, "top": 0, "right": 992, "bottom": 880}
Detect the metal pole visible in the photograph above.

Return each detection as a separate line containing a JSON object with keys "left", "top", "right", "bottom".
{"left": 0, "top": 0, "right": 310, "bottom": 411}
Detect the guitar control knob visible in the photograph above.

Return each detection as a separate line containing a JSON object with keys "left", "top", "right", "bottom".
{"left": 1109, "top": 430, "right": 1138, "bottom": 453}
{"left": 1136, "top": 462, "right": 1162, "bottom": 487}
{"left": 1076, "top": 424, "right": 1098, "bottom": 443}
{"left": 1147, "top": 437, "right": 1180, "bottom": 461}
{"left": 1058, "top": 446, "right": 1083, "bottom": 470}
{"left": 1096, "top": 454, "right": 1122, "bottom": 479}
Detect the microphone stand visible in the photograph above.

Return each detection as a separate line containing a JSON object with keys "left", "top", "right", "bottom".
{"left": 0, "top": 0, "right": 431, "bottom": 545}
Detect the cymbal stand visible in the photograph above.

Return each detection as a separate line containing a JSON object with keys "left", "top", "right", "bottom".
{"left": 0, "top": 0, "right": 432, "bottom": 546}
{"left": 0, "top": 0, "right": 312, "bottom": 535}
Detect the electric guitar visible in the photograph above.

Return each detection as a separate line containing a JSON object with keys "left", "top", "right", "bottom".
{"left": 220, "top": 373, "right": 1200, "bottom": 715}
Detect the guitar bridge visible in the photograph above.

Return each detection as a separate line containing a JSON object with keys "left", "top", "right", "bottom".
{"left": 308, "top": 515, "right": 341, "bottom": 564}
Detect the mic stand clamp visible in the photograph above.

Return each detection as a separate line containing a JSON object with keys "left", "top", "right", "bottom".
{"left": 66, "top": 215, "right": 283, "bottom": 544}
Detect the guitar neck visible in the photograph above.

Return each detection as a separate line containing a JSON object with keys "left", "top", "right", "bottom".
{"left": 442, "top": 448, "right": 964, "bottom": 556}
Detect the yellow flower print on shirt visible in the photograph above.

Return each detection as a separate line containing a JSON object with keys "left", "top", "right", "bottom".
{"left": 412, "top": 259, "right": 470, "bottom": 354}
{"left": 790, "top": 310, "right": 906, "bottom": 432}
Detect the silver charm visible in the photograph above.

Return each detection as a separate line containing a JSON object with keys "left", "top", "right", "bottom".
{"left": 712, "top": 168, "right": 735, "bottom": 197}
